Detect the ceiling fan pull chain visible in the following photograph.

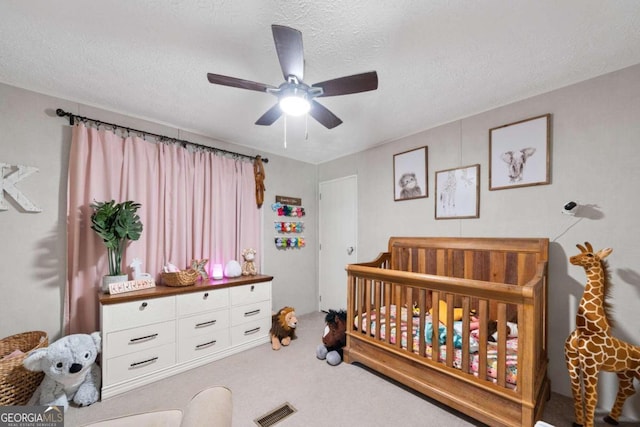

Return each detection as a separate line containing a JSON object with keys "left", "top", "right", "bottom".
{"left": 305, "top": 114, "right": 309, "bottom": 140}
{"left": 283, "top": 115, "right": 287, "bottom": 149}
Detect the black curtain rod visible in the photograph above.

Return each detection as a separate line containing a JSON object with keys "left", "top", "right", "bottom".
{"left": 55, "top": 108, "right": 268, "bottom": 163}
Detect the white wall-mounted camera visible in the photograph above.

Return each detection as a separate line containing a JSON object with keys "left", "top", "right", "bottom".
{"left": 562, "top": 201, "right": 579, "bottom": 216}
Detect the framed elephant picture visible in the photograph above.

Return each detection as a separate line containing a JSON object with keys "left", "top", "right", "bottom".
{"left": 489, "top": 114, "right": 551, "bottom": 190}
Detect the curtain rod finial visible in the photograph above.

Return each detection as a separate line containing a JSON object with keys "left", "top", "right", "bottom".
{"left": 55, "top": 108, "right": 74, "bottom": 125}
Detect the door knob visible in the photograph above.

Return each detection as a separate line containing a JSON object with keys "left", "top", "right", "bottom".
{"left": 347, "top": 246, "right": 354, "bottom": 255}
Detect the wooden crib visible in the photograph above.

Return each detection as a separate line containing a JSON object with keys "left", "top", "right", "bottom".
{"left": 344, "top": 237, "right": 550, "bottom": 427}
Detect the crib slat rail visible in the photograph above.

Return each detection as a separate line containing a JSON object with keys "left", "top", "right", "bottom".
{"left": 344, "top": 237, "right": 549, "bottom": 427}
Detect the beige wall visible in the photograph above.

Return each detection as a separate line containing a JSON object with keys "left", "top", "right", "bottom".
{"left": 1, "top": 86, "right": 73, "bottom": 341}
{"left": 319, "top": 63, "right": 640, "bottom": 420}
{"left": 0, "top": 83, "right": 318, "bottom": 342}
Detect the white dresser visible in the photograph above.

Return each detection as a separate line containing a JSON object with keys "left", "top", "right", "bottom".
{"left": 99, "top": 275, "right": 272, "bottom": 399}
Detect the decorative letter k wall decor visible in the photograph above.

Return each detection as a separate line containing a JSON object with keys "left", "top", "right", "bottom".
{"left": 0, "top": 163, "right": 42, "bottom": 212}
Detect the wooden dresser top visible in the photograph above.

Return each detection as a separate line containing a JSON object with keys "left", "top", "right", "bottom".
{"left": 99, "top": 274, "right": 273, "bottom": 305}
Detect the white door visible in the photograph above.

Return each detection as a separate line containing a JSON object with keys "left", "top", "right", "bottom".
{"left": 319, "top": 175, "right": 357, "bottom": 311}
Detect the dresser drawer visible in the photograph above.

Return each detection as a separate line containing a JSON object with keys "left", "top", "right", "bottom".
{"left": 107, "top": 320, "right": 175, "bottom": 358}
{"left": 230, "top": 300, "right": 270, "bottom": 326}
{"left": 230, "top": 282, "right": 271, "bottom": 306}
{"left": 104, "top": 343, "right": 175, "bottom": 386}
{"left": 177, "top": 309, "right": 229, "bottom": 338}
{"left": 102, "top": 297, "right": 175, "bottom": 331}
{"left": 177, "top": 330, "right": 230, "bottom": 363}
{"left": 176, "top": 288, "right": 229, "bottom": 316}
{"left": 230, "top": 316, "right": 270, "bottom": 346}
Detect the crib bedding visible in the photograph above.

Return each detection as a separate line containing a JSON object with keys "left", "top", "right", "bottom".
{"left": 354, "top": 305, "right": 518, "bottom": 386}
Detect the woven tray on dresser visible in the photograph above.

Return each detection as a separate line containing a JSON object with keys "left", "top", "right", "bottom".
{"left": 161, "top": 269, "right": 200, "bottom": 287}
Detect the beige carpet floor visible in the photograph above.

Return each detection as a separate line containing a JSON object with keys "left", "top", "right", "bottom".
{"left": 65, "top": 311, "right": 635, "bottom": 426}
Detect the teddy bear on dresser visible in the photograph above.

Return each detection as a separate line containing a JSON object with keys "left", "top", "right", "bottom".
{"left": 241, "top": 248, "right": 257, "bottom": 276}
{"left": 23, "top": 332, "right": 101, "bottom": 411}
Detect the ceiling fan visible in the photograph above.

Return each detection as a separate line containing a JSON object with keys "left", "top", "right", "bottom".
{"left": 206, "top": 24, "right": 378, "bottom": 129}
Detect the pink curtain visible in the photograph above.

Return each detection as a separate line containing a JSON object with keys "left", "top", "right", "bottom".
{"left": 65, "top": 124, "right": 261, "bottom": 334}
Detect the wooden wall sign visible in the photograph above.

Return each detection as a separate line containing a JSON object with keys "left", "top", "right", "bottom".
{"left": 275, "top": 195, "right": 301, "bottom": 206}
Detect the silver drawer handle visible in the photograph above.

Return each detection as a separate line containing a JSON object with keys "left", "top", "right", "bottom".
{"left": 244, "top": 309, "right": 260, "bottom": 317}
{"left": 129, "top": 333, "right": 158, "bottom": 343}
{"left": 195, "top": 320, "right": 217, "bottom": 328}
{"left": 244, "top": 327, "right": 261, "bottom": 336}
{"left": 129, "top": 357, "right": 158, "bottom": 368}
{"left": 196, "top": 340, "right": 217, "bottom": 349}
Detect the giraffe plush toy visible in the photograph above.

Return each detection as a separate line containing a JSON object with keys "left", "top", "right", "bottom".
{"left": 564, "top": 242, "right": 640, "bottom": 427}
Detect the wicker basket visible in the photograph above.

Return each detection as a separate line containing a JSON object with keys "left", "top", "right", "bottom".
{"left": 162, "top": 269, "right": 199, "bottom": 287}
{"left": 0, "top": 331, "right": 48, "bottom": 406}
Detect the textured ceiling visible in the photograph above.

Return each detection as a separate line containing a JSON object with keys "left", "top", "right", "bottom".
{"left": 1, "top": 1, "right": 639, "bottom": 164}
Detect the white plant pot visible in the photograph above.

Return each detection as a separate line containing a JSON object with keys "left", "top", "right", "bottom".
{"left": 102, "top": 274, "right": 128, "bottom": 294}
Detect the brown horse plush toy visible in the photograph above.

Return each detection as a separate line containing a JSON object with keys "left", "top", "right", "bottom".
{"left": 316, "top": 309, "right": 347, "bottom": 365}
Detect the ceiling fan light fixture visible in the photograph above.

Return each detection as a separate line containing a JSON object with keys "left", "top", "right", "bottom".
{"left": 279, "top": 88, "right": 310, "bottom": 116}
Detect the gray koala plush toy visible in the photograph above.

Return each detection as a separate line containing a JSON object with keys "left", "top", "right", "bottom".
{"left": 23, "top": 332, "right": 101, "bottom": 411}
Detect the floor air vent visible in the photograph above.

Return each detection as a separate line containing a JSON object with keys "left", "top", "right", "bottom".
{"left": 254, "top": 402, "right": 297, "bottom": 427}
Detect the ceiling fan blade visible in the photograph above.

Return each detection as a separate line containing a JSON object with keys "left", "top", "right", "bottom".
{"left": 312, "top": 71, "right": 378, "bottom": 97}
{"left": 255, "top": 104, "right": 283, "bottom": 126}
{"left": 207, "top": 73, "right": 275, "bottom": 92}
{"left": 272, "top": 25, "right": 304, "bottom": 81}
{"left": 309, "top": 100, "right": 343, "bottom": 129}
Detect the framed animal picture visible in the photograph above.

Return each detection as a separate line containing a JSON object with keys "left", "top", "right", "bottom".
{"left": 393, "top": 146, "right": 428, "bottom": 201}
{"left": 489, "top": 114, "right": 551, "bottom": 190}
{"left": 435, "top": 164, "right": 480, "bottom": 219}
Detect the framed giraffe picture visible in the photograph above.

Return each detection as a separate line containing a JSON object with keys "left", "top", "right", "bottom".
{"left": 489, "top": 114, "right": 551, "bottom": 190}
{"left": 435, "top": 164, "right": 480, "bottom": 219}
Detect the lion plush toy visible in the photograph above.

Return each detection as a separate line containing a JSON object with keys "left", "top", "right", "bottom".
{"left": 270, "top": 306, "right": 297, "bottom": 350}
{"left": 23, "top": 332, "right": 101, "bottom": 411}
{"left": 241, "top": 248, "right": 257, "bottom": 276}
{"left": 316, "top": 309, "right": 347, "bottom": 365}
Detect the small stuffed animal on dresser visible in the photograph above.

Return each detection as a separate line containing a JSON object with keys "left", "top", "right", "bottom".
{"left": 241, "top": 248, "right": 257, "bottom": 276}
{"left": 23, "top": 332, "right": 101, "bottom": 411}
{"left": 270, "top": 306, "right": 298, "bottom": 350}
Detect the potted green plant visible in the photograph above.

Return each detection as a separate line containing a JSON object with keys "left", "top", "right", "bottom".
{"left": 90, "top": 200, "right": 143, "bottom": 292}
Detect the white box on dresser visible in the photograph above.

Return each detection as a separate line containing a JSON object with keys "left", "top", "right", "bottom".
{"left": 99, "top": 275, "right": 273, "bottom": 399}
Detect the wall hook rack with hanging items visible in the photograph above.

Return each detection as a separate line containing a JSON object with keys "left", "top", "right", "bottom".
{"left": 272, "top": 196, "right": 305, "bottom": 250}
